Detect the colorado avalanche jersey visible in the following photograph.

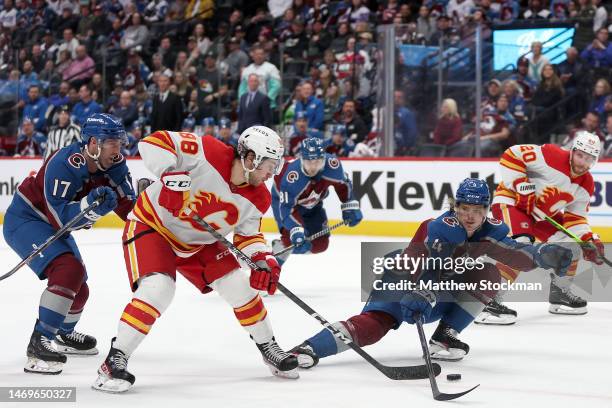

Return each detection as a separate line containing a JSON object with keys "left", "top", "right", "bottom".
{"left": 14, "top": 143, "right": 134, "bottom": 231}
{"left": 131, "top": 132, "right": 270, "bottom": 257}
{"left": 493, "top": 144, "right": 594, "bottom": 238}
{"left": 271, "top": 154, "right": 353, "bottom": 231}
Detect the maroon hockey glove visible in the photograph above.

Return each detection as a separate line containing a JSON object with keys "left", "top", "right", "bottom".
{"left": 581, "top": 233, "right": 604, "bottom": 265}
{"left": 250, "top": 252, "right": 281, "bottom": 295}
{"left": 158, "top": 171, "right": 191, "bottom": 217}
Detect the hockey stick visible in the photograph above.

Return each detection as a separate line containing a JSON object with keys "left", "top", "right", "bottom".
{"left": 542, "top": 215, "right": 612, "bottom": 267}
{"left": 183, "top": 207, "right": 438, "bottom": 381}
{"left": 1, "top": 197, "right": 103, "bottom": 282}
{"left": 272, "top": 220, "right": 348, "bottom": 257}
{"left": 413, "top": 313, "right": 479, "bottom": 401}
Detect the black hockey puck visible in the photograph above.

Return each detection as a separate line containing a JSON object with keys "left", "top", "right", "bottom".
{"left": 446, "top": 373, "right": 461, "bottom": 381}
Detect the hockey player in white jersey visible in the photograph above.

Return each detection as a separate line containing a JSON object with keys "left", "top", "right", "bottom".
{"left": 476, "top": 131, "right": 605, "bottom": 324}
{"left": 92, "top": 126, "right": 299, "bottom": 393}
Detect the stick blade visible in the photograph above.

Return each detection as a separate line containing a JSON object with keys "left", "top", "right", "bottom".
{"left": 383, "top": 362, "right": 441, "bottom": 380}
{"left": 434, "top": 384, "right": 480, "bottom": 401}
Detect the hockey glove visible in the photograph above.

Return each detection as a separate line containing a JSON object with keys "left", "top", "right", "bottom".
{"left": 341, "top": 200, "right": 363, "bottom": 227}
{"left": 250, "top": 252, "right": 281, "bottom": 295}
{"left": 81, "top": 186, "right": 118, "bottom": 222}
{"left": 400, "top": 289, "right": 436, "bottom": 324}
{"left": 290, "top": 227, "right": 311, "bottom": 254}
{"left": 534, "top": 243, "right": 573, "bottom": 277}
{"left": 533, "top": 187, "right": 574, "bottom": 221}
{"left": 512, "top": 177, "right": 536, "bottom": 215}
{"left": 105, "top": 160, "right": 136, "bottom": 200}
{"left": 580, "top": 233, "right": 604, "bottom": 266}
{"left": 159, "top": 171, "right": 191, "bottom": 217}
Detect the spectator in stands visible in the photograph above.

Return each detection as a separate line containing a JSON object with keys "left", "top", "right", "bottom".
{"left": 330, "top": 22, "right": 352, "bottom": 54}
{"left": 23, "top": 85, "right": 48, "bottom": 133}
{"left": 340, "top": 99, "right": 368, "bottom": 144}
{"left": 340, "top": 0, "right": 370, "bottom": 29}
{"left": 433, "top": 98, "right": 463, "bottom": 146}
{"left": 482, "top": 79, "right": 502, "bottom": 112}
{"left": 91, "top": 4, "right": 112, "bottom": 38}
{"left": 394, "top": 90, "right": 418, "bottom": 156}
{"left": 295, "top": 81, "right": 324, "bottom": 131}
{"left": 172, "top": 70, "right": 193, "bottom": 106}
{"left": 45, "top": 105, "right": 81, "bottom": 160}
{"left": 307, "top": 0, "right": 330, "bottom": 26}
{"left": 192, "top": 22, "right": 211, "bottom": 55}
{"left": 48, "top": 81, "right": 70, "bottom": 108}
{"left": 580, "top": 27, "right": 612, "bottom": 68}
{"left": 593, "top": 0, "right": 608, "bottom": 32}
{"left": 237, "top": 73, "right": 272, "bottom": 134}
{"left": 283, "top": 18, "right": 310, "bottom": 62}
{"left": 429, "top": 15, "right": 459, "bottom": 46}
{"left": 196, "top": 50, "right": 228, "bottom": 119}
{"left": 38, "top": 60, "right": 61, "bottom": 92}
{"left": 62, "top": 45, "right": 95, "bottom": 87}
{"left": 562, "top": 111, "right": 605, "bottom": 148}
{"left": 144, "top": 0, "right": 169, "bottom": 24}
{"left": 201, "top": 117, "right": 216, "bottom": 137}
{"left": 71, "top": 85, "right": 101, "bottom": 126}
{"left": 56, "top": 49, "right": 72, "bottom": 79}
{"left": 30, "top": 44, "right": 46, "bottom": 73}
{"left": 224, "top": 36, "right": 249, "bottom": 89}
{"left": 14, "top": 118, "right": 46, "bottom": 157}
{"left": 110, "top": 91, "right": 138, "bottom": 129}
{"left": 0, "top": 0, "right": 17, "bottom": 31}
{"left": 308, "top": 19, "right": 332, "bottom": 60}
{"left": 150, "top": 74, "right": 183, "bottom": 132}
{"left": 556, "top": 46, "right": 584, "bottom": 95}
{"left": 217, "top": 117, "right": 238, "bottom": 146}
{"left": 326, "top": 124, "right": 354, "bottom": 157}
{"left": 603, "top": 114, "right": 612, "bottom": 157}
{"left": 510, "top": 56, "right": 537, "bottom": 101}
{"left": 447, "top": 0, "right": 476, "bottom": 24}
{"left": 57, "top": 28, "right": 79, "bottom": 63}
{"left": 124, "top": 119, "right": 144, "bottom": 157}
{"left": 531, "top": 63, "right": 564, "bottom": 142}
{"left": 239, "top": 45, "right": 281, "bottom": 110}
{"left": 464, "top": 94, "right": 512, "bottom": 157}
{"left": 158, "top": 35, "right": 177, "bottom": 69}
{"left": 288, "top": 111, "right": 323, "bottom": 156}
{"left": 527, "top": 41, "right": 550, "bottom": 81}
{"left": 121, "top": 13, "right": 149, "bottom": 53}
{"left": 589, "top": 78, "right": 611, "bottom": 121}
{"left": 416, "top": 6, "right": 435, "bottom": 43}
{"left": 502, "top": 79, "right": 527, "bottom": 122}
{"left": 523, "top": 0, "right": 551, "bottom": 19}
{"left": 76, "top": 3, "right": 94, "bottom": 41}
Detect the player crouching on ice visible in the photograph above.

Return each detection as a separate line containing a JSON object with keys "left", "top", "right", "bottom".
{"left": 271, "top": 137, "right": 362, "bottom": 264}
{"left": 92, "top": 126, "right": 298, "bottom": 393}
{"left": 291, "top": 178, "right": 573, "bottom": 367}
{"left": 476, "top": 131, "right": 605, "bottom": 324}
{"left": 3, "top": 113, "right": 135, "bottom": 374}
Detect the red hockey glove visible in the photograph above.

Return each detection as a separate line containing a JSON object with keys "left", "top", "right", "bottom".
{"left": 249, "top": 252, "right": 281, "bottom": 295}
{"left": 580, "top": 233, "right": 604, "bottom": 265}
{"left": 159, "top": 171, "right": 191, "bottom": 217}
{"left": 512, "top": 177, "right": 536, "bottom": 215}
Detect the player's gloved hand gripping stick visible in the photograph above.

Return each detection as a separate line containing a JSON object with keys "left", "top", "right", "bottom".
{"left": 183, "top": 206, "right": 438, "bottom": 381}
{"left": 273, "top": 220, "right": 348, "bottom": 257}
{"left": 1, "top": 196, "right": 105, "bottom": 282}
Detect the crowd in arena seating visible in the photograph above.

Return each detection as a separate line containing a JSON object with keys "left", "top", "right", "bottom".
{"left": 0, "top": 0, "right": 611, "bottom": 159}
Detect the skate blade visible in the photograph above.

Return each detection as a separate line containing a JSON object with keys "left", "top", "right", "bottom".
{"left": 54, "top": 343, "right": 99, "bottom": 355}
{"left": 264, "top": 361, "right": 299, "bottom": 379}
{"left": 548, "top": 304, "right": 587, "bottom": 315}
{"left": 474, "top": 312, "right": 517, "bottom": 325}
{"left": 24, "top": 357, "right": 63, "bottom": 375}
{"left": 92, "top": 372, "right": 132, "bottom": 393}
{"left": 429, "top": 343, "right": 466, "bottom": 361}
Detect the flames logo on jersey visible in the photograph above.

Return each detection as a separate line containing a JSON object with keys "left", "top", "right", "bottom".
{"left": 179, "top": 191, "right": 239, "bottom": 231}
{"left": 536, "top": 187, "right": 573, "bottom": 216}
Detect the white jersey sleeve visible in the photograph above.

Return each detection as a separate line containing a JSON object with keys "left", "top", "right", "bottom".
{"left": 138, "top": 130, "right": 205, "bottom": 177}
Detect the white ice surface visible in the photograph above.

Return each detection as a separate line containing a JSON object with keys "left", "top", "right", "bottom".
{"left": 1, "top": 229, "right": 611, "bottom": 408}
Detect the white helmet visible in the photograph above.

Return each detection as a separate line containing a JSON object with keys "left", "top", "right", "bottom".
{"left": 572, "top": 130, "right": 601, "bottom": 158}
{"left": 237, "top": 125, "right": 284, "bottom": 175}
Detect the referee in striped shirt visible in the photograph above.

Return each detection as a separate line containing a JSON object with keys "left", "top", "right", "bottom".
{"left": 44, "top": 105, "right": 81, "bottom": 160}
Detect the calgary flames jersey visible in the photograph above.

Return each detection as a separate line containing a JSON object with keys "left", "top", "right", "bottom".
{"left": 493, "top": 144, "right": 594, "bottom": 237}
{"left": 129, "top": 131, "right": 270, "bottom": 258}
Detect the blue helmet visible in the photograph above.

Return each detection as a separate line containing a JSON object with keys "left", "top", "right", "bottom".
{"left": 301, "top": 137, "right": 325, "bottom": 160}
{"left": 81, "top": 113, "right": 127, "bottom": 146}
{"left": 455, "top": 178, "right": 490, "bottom": 206}
{"left": 332, "top": 124, "right": 347, "bottom": 137}
{"left": 202, "top": 117, "right": 216, "bottom": 127}
{"left": 182, "top": 116, "right": 196, "bottom": 130}
{"left": 219, "top": 117, "right": 231, "bottom": 129}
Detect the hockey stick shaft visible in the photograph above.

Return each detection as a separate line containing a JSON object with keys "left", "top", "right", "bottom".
{"left": 414, "top": 313, "right": 479, "bottom": 401}
{"left": 272, "top": 220, "right": 348, "bottom": 257}
{"left": 1, "top": 198, "right": 103, "bottom": 282}
{"left": 183, "top": 207, "right": 435, "bottom": 380}
{"left": 543, "top": 215, "right": 612, "bottom": 267}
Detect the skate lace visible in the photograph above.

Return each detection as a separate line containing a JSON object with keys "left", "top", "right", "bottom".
{"left": 111, "top": 350, "right": 129, "bottom": 370}
{"left": 262, "top": 341, "right": 291, "bottom": 364}
{"left": 444, "top": 327, "right": 460, "bottom": 342}
{"left": 560, "top": 287, "right": 582, "bottom": 302}
{"left": 41, "top": 336, "right": 57, "bottom": 353}
{"left": 66, "top": 331, "right": 87, "bottom": 343}
{"left": 495, "top": 302, "right": 512, "bottom": 314}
